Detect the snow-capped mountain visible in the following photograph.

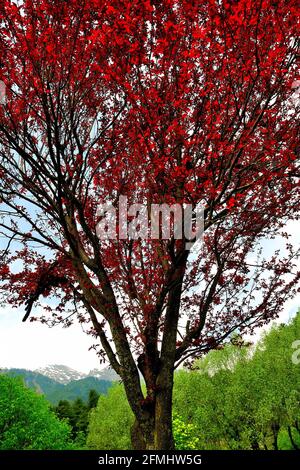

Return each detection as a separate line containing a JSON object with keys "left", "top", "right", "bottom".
{"left": 35, "top": 364, "right": 119, "bottom": 384}
{"left": 35, "top": 365, "right": 86, "bottom": 384}
{"left": 87, "top": 368, "right": 120, "bottom": 382}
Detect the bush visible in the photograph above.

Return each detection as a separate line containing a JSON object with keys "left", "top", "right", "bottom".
{"left": 173, "top": 414, "right": 200, "bottom": 450}
{"left": 0, "top": 375, "right": 73, "bottom": 450}
{"left": 87, "top": 384, "right": 133, "bottom": 450}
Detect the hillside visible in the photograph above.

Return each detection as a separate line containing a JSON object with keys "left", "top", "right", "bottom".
{"left": 0, "top": 366, "right": 114, "bottom": 404}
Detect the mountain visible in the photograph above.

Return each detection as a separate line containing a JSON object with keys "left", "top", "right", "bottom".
{"left": 1, "top": 368, "right": 65, "bottom": 398}
{"left": 35, "top": 365, "right": 86, "bottom": 384}
{"left": 87, "top": 367, "right": 120, "bottom": 382}
{"left": 35, "top": 364, "right": 120, "bottom": 384}
{"left": 53, "top": 376, "right": 112, "bottom": 403}
{"left": 0, "top": 366, "right": 114, "bottom": 404}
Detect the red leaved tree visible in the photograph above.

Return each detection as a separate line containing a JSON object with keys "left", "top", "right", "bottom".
{"left": 0, "top": 0, "right": 299, "bottom": 449}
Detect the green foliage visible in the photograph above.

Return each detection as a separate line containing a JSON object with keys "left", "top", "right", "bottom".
{"left": 55, "top": 399, "right": 73, "bottom": 422}
{"left": 0, "top": 375, "right": 73, "bottom": 450}
{"left": 54, "top": 391, "right": 99, "bottom": 445}
{"left": 88, "top": 389, "right": 100, "bottom": 410}
{"left": 71, "top": 398, "right": 89, "bottom": 436}
{"left": 277, "top": 427, "right": 300, "bottom": 450}
{"left": 174, "top": 312, "right": 300, "bottom": 450}
{"left": 172, "top": 414, "right": 200, "bottom": 450}
{"left": 87, "top": 384, "right": 134, "bottom": 450}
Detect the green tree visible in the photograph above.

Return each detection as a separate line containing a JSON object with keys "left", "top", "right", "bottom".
{"left": 87, "top": 384, "right": 134, "bottom": 450}
{"left": 88, "top": 389, "right": 100, "bottom": 410}
{"left": 71, "top": 398, "right": 89, "bottom": 438}
{"left": 0, "top": 375, "right": 73, "bottom": 450}
{"left": 174, "top": 313, "right": 300, "bottom": 450}
{"left": 54, "top": 390, "right": 99, "bottom": 445}
{"left": 55, "top": 399, "right": 73, "bottom": 423}
{"left": 243, "top": 315, "right": 300, "bottom": 449}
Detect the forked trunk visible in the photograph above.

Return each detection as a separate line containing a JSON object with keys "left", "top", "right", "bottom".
{"left": 130, "top": 265, "right": 184, "bottom": 450}
{"left": 131, "top": 406, "right": 174, "bottom": 450}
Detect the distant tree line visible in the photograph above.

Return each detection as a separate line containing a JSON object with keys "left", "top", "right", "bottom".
{"left": 53, "top": 390, "right": 100, "bottom": 445}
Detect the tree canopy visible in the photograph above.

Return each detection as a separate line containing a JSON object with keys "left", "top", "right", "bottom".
{"left": 0, "top": 375, "right": 73, "bottom": 450}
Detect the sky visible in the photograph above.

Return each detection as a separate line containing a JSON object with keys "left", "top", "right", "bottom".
{"left": 0, "top": 220, "right": 299, "bottom": 374}
{"left": 0, "top": 306, "right": 101, "bottom": 373}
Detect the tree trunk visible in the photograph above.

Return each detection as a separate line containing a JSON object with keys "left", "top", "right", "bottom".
{"left": 129, "top": 258, "right": 186, "bottom": 451}
{"left": 154, "top": 368, "right": 175, "bottom": 449}
{"left": 271, "top": 422, "right": 279, "bottom": 450}
{"left": 130, "top": 393, "right": 175, "bottom": 450}
{"left": 130, "top": 370, "right": 175, "bottom": 450}
{"left": 131, "top": 419, "right": 153, "bottom": 450}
